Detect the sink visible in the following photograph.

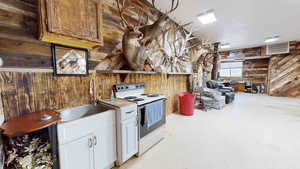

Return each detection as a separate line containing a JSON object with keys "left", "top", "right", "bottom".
{"left": 58, "top": 104, "right": 111, "bottom": 122}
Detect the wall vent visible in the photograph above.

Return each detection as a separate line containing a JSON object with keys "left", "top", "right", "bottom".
{"left": 266, "top": 42, "right": 290, "bottom": 55}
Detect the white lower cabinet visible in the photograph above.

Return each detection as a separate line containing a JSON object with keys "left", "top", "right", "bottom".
{"left": 58, "top": 110, "right": 116, "bottom": 169}
{"left": 59, "top": 134, "right": 95, "bottom": 169}
{"left": 94, "top": 122, "right": 116, "bottom": 169}
{"left": 121, "top": 117, "right": 138, "bottom": 162}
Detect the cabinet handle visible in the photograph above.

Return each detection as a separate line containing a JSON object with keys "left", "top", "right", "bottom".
{"left": 88, "top": 138, "right": 93, "bottom": 148}
{"left": 126, "top": 111, "right": 134, "bottom": 114}
{"left": 93, "top": 136, "right": 97, "bottom": 145}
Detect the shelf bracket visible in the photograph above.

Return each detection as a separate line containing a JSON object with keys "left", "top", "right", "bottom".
{"left": 119, "top": 73, "right": 128, "bottom": 82}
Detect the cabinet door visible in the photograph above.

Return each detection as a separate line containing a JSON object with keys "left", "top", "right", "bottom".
{"left": 121, "top": 118, "right": 138, "bottom": 161}
{"left": 59, "top": 134, "right": 94, "bottom": 169}
{"left": 93, "top": 123, "right": 116, "bottom": 169}
{"left": 45, "top": 0, "right": 102, "bottom": 42}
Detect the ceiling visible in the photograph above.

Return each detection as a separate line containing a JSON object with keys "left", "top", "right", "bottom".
{"left": 151, "top": 0, "right": 300, "bottom": 51}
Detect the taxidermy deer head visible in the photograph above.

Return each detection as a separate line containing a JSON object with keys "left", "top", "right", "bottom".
{"left": 139, "top": 0, "right": 179, "bottom": 46}
{"left": 116, "top": 0, "right": 179, "bottom": 70}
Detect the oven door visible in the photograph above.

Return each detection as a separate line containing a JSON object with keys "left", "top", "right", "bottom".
{"left": 138, "top": 99, "right": 166, "bottom": 139}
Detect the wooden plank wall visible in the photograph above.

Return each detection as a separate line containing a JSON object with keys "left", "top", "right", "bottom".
{"left": 0, "top": 0, "right": 189, "bottom": 120}
{"left": 268, "top": 44, "right": 300, "bottom": 97}
{"left": 95, "top": 73, "right": 188, "bottom": 115}
{"left": 220, "top": 42, "right": 300, "bottom": 97}
{"left": 243, "top": 59, "right": 269, "bottom": 84}
{"left": 0, "top": 72, "right": 188, "bottom": 120}
{"left": 220, "top": 47, "right": 269, "bottom": 86}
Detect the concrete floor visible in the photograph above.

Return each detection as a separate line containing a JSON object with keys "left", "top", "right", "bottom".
{"left": 116, "top": 93, "right": 300, "bottom": 169}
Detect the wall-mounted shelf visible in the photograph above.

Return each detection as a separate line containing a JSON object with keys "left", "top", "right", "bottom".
{"left": 96, "top": 70, "right": 192, "bottom": 82}
{"left": 96, "top": 70, "right": 192, "bottom": 75}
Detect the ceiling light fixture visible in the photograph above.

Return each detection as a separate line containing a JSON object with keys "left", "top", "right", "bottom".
{"left": 220, "top": 43, "right": 231, "bottom": 49}
{"left": 264, "top": 36, "right": 280, "bottom": 43}
{"left": 197, "top": 10, "right": 217, "bottom": 25}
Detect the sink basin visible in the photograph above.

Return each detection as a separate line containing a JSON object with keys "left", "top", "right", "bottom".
{"left": 58, "top": 104, "right": 111, "bottom": 122}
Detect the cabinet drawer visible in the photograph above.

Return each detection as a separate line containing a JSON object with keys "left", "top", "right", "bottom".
{"left": 58, "top": 110, "right": 115, "bottom": 145}
{"left": 119, "top": 105, "right": 137, "bottom": 121}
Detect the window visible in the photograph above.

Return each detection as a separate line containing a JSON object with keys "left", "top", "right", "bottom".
{"left": 220, "top": 62, "right": 243, "bottom": 77}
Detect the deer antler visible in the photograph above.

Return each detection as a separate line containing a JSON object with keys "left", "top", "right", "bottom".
{"left": 171, "top": 23, "right": 198, "bottom": 57}
{"left": 151, "top": 0, "right": 157, "bottom": 9}
{"left": 116, "top": 0, "right": 131, "bottom": 28}
{"left": 151, "top": 0, "right": 179, "bottom": 15}
{"left": 117, "top": 0, "right": 150, "bottom": 29}
{"left": 167, "top": 0, "right": 179, "bottom": 14}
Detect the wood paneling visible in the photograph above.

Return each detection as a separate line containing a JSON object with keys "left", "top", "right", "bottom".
{"left": 0, "top": 0, "right": 37, "bottom": 18}
{"left": 268, "top": 51, "right": 300, "bottom": 98}
{"left": 242, "top": 59, "right": 269, "bottom": 85}
{"left": 0, "top": 72, "right": 92, "bottom": 120}
{"left": 0, "top": 72, "right": 188, "bottom": 120}
{"left": 220, "top": 47, "right": 269, "bottom": 86}
{"left": 95, "top": 73, "right": 188, "bottom": 115}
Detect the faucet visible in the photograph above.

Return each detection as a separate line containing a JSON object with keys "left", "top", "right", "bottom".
{"left": 94, "top": 99, "right": 100, "bottom": 106}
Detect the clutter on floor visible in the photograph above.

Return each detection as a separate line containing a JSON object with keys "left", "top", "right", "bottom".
{"left": 242, "top": 82, "right": 265, "bottom": 94}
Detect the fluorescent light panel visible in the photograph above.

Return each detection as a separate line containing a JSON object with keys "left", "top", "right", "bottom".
{"left": 197, "top": 10, "right": 217, "bottom": 24}
{"left": 265, "top": 36, "right": 280, "bottom": 43}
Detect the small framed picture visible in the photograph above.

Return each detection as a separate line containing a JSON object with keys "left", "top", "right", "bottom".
{"left": 51, "top": 44, "right": 89, "bottom": 76}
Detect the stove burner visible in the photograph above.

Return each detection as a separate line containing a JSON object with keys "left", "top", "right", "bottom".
{"left": 133, "top": 98, "right": 144, "bottom": 101}
{"left": 148, "top": 94, "right": 159, "bottom": 97}
{"left": 141, "top": 94, "right": 149, "bottom": 96}
{"left": 124, "top": 96, "right": 137, "bottom": 99}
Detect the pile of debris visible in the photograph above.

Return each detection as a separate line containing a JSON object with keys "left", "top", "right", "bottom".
{"left": 196, "top": 88, "right": 226, "bottom": 110}
{"left": 4, "top": 134, "right": 53, "bottom": 169}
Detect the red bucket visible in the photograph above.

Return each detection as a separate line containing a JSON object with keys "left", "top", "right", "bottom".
{"left": 178, "top": 92, "right": 196, "bottom": 116}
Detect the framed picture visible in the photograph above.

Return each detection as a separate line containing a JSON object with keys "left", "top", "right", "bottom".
{"left": 51, "top": 44, "right": 89, "bottom": 76}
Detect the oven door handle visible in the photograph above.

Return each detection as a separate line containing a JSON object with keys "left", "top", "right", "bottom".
{"left": 144, "top": 109, "right": 148, "bottom": 127}
{"left": 126, "top": 111, "right": 134, "bottom": 114}
{"left": 138, "top": 105, "right": 147, "bottom": 127}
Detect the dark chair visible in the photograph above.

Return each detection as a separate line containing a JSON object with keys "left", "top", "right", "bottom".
{"left": 206, "top": 80, "right": 235, "bottom": 104}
